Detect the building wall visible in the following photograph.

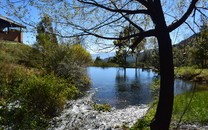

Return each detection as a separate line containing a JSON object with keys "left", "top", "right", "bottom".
{"left": 0, "top": 30, "right": 23, "bottom": 43}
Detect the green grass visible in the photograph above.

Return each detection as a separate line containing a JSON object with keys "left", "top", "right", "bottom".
{"left": 132, "top": 91, "right": 208, "bottom": 129}
{"left": 175, "top": 67, "right": 208, "bottom": 82}
{"left": 173, "top": 91, "right": 208, "bottom": 125}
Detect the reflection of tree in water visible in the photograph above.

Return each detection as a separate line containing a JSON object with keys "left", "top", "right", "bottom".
{"left": 174, "top": 79, "right": 194, "bottom": 95}
{"left": 114, "top": 68, "right": 152, "bottom": 108}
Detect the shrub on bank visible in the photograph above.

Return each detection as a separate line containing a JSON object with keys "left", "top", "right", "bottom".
{"left": 175, "top": 67, "right": 208, "bottom": 83}
{"left": 0, "top": 41, "right": 92, "bottom": 129}
{"left": 0, "top": 64, "right": 81, "bottom": 129}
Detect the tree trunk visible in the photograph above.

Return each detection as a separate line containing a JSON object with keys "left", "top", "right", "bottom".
{"left": 150, "top": 1, "right": 174, "bottom": 130}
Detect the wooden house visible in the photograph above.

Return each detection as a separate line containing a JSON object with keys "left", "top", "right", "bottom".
{"left": 0, "top": 16, "right": 26, "bottom": 43}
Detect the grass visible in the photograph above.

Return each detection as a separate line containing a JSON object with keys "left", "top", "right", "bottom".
{"left": 173, "top": 91, "right": 208, "bottom": 125}
{"left": 175, "top": 66, "right": 208, "bottom": 82}
{"left": 132, "top": 91, "right": 208, "bottom": 129}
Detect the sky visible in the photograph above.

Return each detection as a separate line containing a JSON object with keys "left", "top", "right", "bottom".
{"left": 0, "top": 0, "right": 207, "bottom": 59}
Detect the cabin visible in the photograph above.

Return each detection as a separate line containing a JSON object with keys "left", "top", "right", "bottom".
{"left": 0, "top": 16, "right": 26, "bottom": 43}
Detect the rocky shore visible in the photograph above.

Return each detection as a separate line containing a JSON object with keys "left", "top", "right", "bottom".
{"left": 49, "top": 91, "right": 149, "bottom": 130}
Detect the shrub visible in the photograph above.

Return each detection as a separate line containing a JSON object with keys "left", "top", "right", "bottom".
{"left": 19, "top": 74, "right": 80, "bottom": 117}
{"left": 0, "top": 63, "right": 81, "bottom": 129}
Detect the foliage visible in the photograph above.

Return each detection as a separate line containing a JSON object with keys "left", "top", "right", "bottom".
{"left": 93, "top": 56, "right": 119, "bottom": 67}
{"left": 19, "top": 75, "right": 80, "bottom": 117}
{"left": 0, "top": 61, "right": 81, "bottom": 129}
{"left": 93, "top": 103, "right": 111, "bottom": 112}
{"left": 0, "top": 41, "right": 33, "bottom": 65}
{"left": 150, "top": 78, "right": 160, "bottom": 99}
{"left": 174, "top": 67, "right": 208, "bottom": 82}
{"left": 55, "top": 44, "right": 92, "bottom": 88}
{"left": 192, "top": 23, "right": 208, "bottom": 68}
{"left": 113, "top": 25, "right": 145, "bottom": 67}
{"left": 0, "top": 38, "right": 91, "bottom": 129}
{"left": 36, "top": 14, "right": 58, "bottom": 44}
{"left": 132, "top": 103, "right": 156, "bottom": 130}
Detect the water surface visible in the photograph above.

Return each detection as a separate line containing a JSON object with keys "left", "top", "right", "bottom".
{"left": 88, "top": 67, "right": 194, "bottom": 108}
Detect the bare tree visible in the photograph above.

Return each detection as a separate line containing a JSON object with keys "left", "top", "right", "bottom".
{"left": 3, "top": 0, "right": 207, "bottom": 129}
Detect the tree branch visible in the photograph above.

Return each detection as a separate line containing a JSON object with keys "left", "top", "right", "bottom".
{"left": 135, "top": 0, "right": 150, "bottom": 8}
{"left": 77, "top": 0, "right": 149, "bottom": 15}
{"left": 168, "top": 0, "right": 199, "bottom": 32}
{"left": 109, "top": 0, "right": 144, "bottom": 32}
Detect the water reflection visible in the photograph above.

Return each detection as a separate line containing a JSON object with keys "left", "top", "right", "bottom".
{"left": 88, "top": 67, "right": 200, "bottom": 109}
{"left": 114, "top": 68, "right": 153, "bottom": 108}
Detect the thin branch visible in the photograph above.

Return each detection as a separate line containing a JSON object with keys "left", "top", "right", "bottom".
{"left": 196, "top": 6, "right": 208, "bottom": 10}
{"left": 82, "top": 28, "right": 155, "bottom": 41}
{"left": 77, "top": 0, "right": 149, "bottom": 15}
{"left": 109, "top": 0, "right": 144, "bottom": 32}
{"left": 196, "top": 8, "right": 208, "bottom": 18}
{"left": 184, "top": 21, "right": 197, "bottom": 34}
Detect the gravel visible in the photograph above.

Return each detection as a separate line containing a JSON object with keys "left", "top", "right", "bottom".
{"left": 49, "top": 91, "right": 149, "bottom": 130}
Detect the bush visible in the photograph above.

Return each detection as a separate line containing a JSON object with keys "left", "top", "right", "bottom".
{"left": 19, "top": 75, "right": 80, "bottom": 117}
{"left": 0, "top": 63, "right": 81, "bottom": 129}
{"left": 174, "top": 67, "right": 201, "bottom": 80}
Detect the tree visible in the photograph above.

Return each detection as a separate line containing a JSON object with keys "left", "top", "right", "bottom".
{"left": 193, "top": 21, "right": 208, "bottom": 68}
{"left": 114, "top": 25, "right": 145, "bottom": 68}
{"left": 4, "top": 0, "right": 207, "bottom": 129}
{"left": 36, "top": 14, "right": 58, "bottom": 45}
{"left": 35, "top": 15, "right": 59, "bottom": 70}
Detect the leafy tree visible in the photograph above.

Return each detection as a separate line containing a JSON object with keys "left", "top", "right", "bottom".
{"left": 114, "top": 25, "right": 145, "bottom": 67}
{"left": 94, "top": 56, "right": 102, "bottom": 63}
{"left": 34, "top": 15, "right": 59, "bottom": 70}
{"left": 36, "top": 14, "right": 58, "bottom": 44}
{"left": 193, "top": 22, "right": 208, "bottom": 68}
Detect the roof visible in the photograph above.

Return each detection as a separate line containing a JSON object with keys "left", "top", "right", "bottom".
{"left": 0, "top": 15, "right": 26, "bottom": 29}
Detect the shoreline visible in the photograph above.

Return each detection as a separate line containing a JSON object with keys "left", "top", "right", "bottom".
{"left": 49, "top": 90, "right": 149, "bottom": 130}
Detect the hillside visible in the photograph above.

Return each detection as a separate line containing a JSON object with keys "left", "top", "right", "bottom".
{"left": 0, "top": 40, "right": 91, "bottom": 129}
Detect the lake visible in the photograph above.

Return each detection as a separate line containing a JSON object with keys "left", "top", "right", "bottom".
{"left": 88, "top": 67, "right": 194, "bottom": 109}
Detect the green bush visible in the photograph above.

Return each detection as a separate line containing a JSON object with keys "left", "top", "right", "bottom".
{"left": 174, "top": 67, "right": 201, "bottom": 80}
{"left": 0, "top": 63, "right": 81, "bottom": 129}
{"left": 19, "top": 74, "right": 80, "bottom": 117}
{"left": 150, "top": 78, "right": 160, "bottom": 99}
{"left": 0, "top": 41, "right": 92, "bottom": 129}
